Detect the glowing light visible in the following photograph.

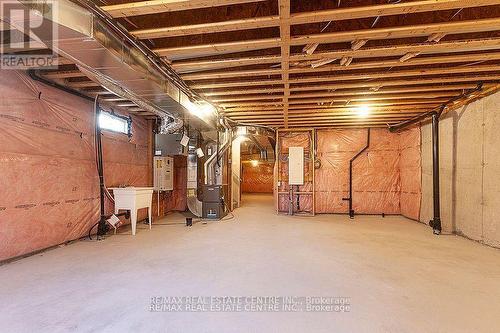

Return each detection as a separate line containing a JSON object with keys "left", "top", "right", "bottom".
{"left": 186, "top": 101, "right": 216, "bottom": 120}
{"left": 236, "top": 127, "right": 247, "bottom": 136}
{"left": 250, "top": 160, "right": 259, "bottom": 167}
{"left": 355, "top": 105, "right": 371, "bottom": 117}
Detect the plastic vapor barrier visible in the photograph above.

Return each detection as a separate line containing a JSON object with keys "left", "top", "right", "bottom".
{"left": 0, "top": 71, "right": 185, "bottom": 261}
{"left": 242, "top": 162, "right": 274, "bottom": 193}
{"left": 276, "top": 127, "right": 421, "bottom": 219}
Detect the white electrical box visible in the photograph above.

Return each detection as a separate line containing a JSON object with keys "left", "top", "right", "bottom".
{"left": 154, "top": 156, "right": 174, "bottom": 191}
{"left": 288, "top": 147, "right": 304, "bottom": 185}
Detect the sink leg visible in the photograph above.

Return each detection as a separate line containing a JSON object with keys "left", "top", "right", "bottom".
{"left": 131, "top": 209, "right": 137, "bottom": 235}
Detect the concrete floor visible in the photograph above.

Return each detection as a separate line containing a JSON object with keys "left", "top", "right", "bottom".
{"left": 1, "top": 194, "right": 500, "bottom": 333}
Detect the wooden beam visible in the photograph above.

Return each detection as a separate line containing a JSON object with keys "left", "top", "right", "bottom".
{"left": 289, "top": 76, "right": 500, "bottom": 92}
{"left": 220, "top": 97, "right": 452, "bottom": 108}
{"left": 182, "top": 48, "right": 500, "bottom": 80}
{"left": 173, "top": 55, "right": 281, "bottom": 73}
{"left": 289, "top": 85, "right": 479, "bottom": 98}
{"left": 131, "top": 0, "right": 498, "bottom": 38}
{"left": 223, "top": 104, "right": 435, "bottom": 113}
{"left": 211, "top": 85, "right": 478, "bottom": 102}
{"left": 211, "top": 76, "right": 499, "bottom": 96}
{"left": 175, "top": 38, "right": 500, "bottom": 73}
{"left": 219, "top": 98, "right": 449, "bottom": 108}
{"left": 278, "top": 0, "right": 290, "bottom": 128}
{"left": 213, "top": 90, "right": 461, "bottom": 103}
{"left": 290, "top": 18, "right": 500, "bottom": 47}
{"left": 132, "top": 16, "right": 279, "bottom": 39}
{"left": 165, "top": 18, "right": 500, "bottom": 62}
{"left": 204, "top": 88, "right": 284, "bottom": 96}
{"left": 67, "top": 81, "right": 100, "bottom": 88}
{"left": 288, "top": 65, "right": 500, "bottom": 85}
{"left": 101, "top": 0, "right": 266, "bottom": 18}
{"left": 290, "top": 0, "right": 500, "bottom": 25}
{"left": 191, "top": 65, "right": 500, "bottom": 89}
{"left": 210, "top": 84, "right": 478, "bottom": 99}
{"left": 155, "top": 37, "right": 281, "bottom": 60}
{"left": 42, "top": 70, "right": 85, "bottom": 79}
{"left": 228, "top": 111, "right": 425, "bottom": 119}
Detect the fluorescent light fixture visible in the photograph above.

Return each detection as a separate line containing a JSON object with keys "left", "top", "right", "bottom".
{"left": 250, "top": 160, "right": 259, "bottom": 167}
{"left": 355, "top": 105, "right": 371, "bottom": 117}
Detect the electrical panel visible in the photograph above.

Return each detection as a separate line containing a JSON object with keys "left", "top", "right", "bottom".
{"left": 288, "top": 147, "right": 304, "bottom": 185}
{"left": 154, "top": 156, "right": 174, "bottom": 191}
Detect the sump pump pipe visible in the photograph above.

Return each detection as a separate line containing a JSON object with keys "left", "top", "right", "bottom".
{"left": 343, "top": 128, "right": 371, "bottom": 219}
{"left": 388, "top": 110, "right": 442, "bottom": 235}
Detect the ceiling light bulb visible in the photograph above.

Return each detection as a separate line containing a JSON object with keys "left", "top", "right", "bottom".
{"left": 356, "top": 105, "right": 371, "bottom": 117}
{"left": 251, "top": 160, "right": 259, "bottom": 167}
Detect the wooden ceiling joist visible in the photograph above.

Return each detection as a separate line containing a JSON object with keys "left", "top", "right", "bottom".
{"left": 208, "top": 84, "right": 478, "bottom": 99}
{"left": 290, "top": 18, "right": 500, "bottom": 47}
{"left": 191, "top": 64, "right": 500, "bottom": 89}
{"left": 132, "top": 16, "right": 279, "bottom": 39}
{"left": 289, "top": 0, "right": 500, "bottom": 25}
{"left": 101, "top": 0, "right": 267, "bottom": 18}
{"left": 98, "top": 0, "right": 500, "bottom": 127}
{"left": 223, "top": 104, "right": 435, "bottom": 113}
{"left": 131, "top": 0, "right": 500, "bottom": 39}
{"left": 156, "top": 37, "right": 281, "bottom": 60}
{"left": 210, "top": 84, "right": 479, "bottom": 102}
{"left": 43, "top": 70, "right": 85, "bottom": 79}
{"left": 162, "top": 19, "right": 500, "bottom": 61}
{"left": 174, "top": 38, "right": 500, "bottom": 73}
{"left": 219, "top": 98, "right": 449, "bottom": 108}
{"left": 289, "top": 76, "right": 500, "bottom": 92}
{"left": 182, "top": 47, "right": 500, "bottom": 81}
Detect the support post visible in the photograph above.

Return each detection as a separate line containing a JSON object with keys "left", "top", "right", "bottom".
{"left": 430, "top": 113, "right": 442, "bottom": 234}
{"left": 95, "top": 99, "right": 108, "bottom": 237}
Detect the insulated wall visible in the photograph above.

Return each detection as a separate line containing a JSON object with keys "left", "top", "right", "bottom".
{"left": 276, "top": 127, "right": 421, "bottom": 218}
{"left": 399, "top": 128, "right": 422, "bottom": 220}
{"left": 420, "top": 90, "right": 500, "bottom": 247}
{"left": 241, "top": 162, "right": 274, "bottom": 193}
{"left": 0, "top": 71, "right": 184, "bottom": 261}
{"left": 315, "top": 128, "right": 400, "bottom": 215}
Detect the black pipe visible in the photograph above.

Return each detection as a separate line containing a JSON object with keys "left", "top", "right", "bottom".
{"left": 388, "top": 111, "right": 436, "bottom": 133}
{"left": 343, "top": 128, "right": 370, "bottom": 219}
{"left": 388, "top": 83, "right": 484, "bottom": 133}
{"left": 95, "top": 98, "right": 108, "bottom": 237}
{"left": 28, "top": 70, "right": 94, "bottom": 102}
{"left": 429, "top": 113, "right": 442, "bottom": 234}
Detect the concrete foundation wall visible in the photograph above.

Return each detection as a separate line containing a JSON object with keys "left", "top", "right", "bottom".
{"left": 420, "top": 90, "right": 500, "bottom": 247}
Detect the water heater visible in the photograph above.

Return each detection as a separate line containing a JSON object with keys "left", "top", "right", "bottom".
{"left": 154, "top": 156, "right": 174, "bottom": 191}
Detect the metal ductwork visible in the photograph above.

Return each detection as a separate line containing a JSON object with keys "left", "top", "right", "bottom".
{"left": 3, "top": 0, "right": 216, "bottom": 131}
{"left": 204, "top": 118, "right": 232, "bottom": 185}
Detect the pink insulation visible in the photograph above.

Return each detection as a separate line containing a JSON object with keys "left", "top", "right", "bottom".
{"left": 242, "top": 162, "right": 274, "bottom": 193}
{"left": 277, "top": 131, "right": 314, "bottom": 213}
{"left": 277, "top": 128, "right": 422, "bottom": 217}
{"left": 0, "top": 71, "right": 184, "bottom": 261}
{"left": 316, "top": 128, "right": 401, "bottom": 214}
{"left": 399, "top": 127, "right": 422, "bottom": 220}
